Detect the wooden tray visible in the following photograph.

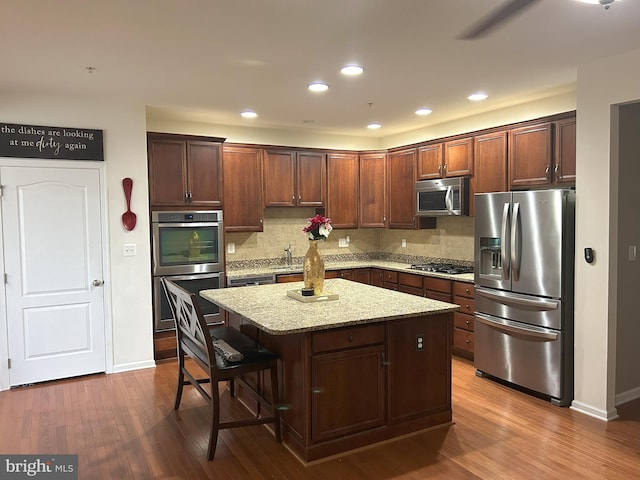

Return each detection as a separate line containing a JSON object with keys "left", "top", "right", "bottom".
{"left": 287, "top": 289, "right": 339, "bottom": 303}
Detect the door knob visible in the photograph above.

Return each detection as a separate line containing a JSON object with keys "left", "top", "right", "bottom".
{"left": 92, "top": 279, "right": 104, "bottom": 286}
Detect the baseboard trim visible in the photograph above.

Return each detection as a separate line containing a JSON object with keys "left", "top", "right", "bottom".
{"left": 615, "top": 386, "right": 640, "bottom": 406}
{"left": 111, "top": 360, "right": 156, "bottom": 374}
{"left": 570, "top": 400, "right": 619, "bottom": 421}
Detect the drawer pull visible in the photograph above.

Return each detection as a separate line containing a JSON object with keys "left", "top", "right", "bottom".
{"left": 465, "top": 339, "right": 470, "bottom": 344}
{"left": 465, "top": 288, "right": 470, "bottom": 294}
{"left": 465, "top": 320, "right": 470, "bottom": 325}
{"left": 465, "top": 304, "right": 470, "bottom": 309}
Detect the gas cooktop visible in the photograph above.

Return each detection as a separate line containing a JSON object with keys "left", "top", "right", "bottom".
{"left": 409, "top": 263, "right": 474, "bottom": 275}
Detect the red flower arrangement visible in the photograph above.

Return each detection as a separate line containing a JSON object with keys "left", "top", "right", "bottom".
{"left": 303, "top": 214, "right": 332, "bottom": 240}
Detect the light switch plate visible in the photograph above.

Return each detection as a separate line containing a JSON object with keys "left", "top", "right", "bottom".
{"left": 338, "top": 238, "right": 348, "bottom": 248}
{"left": 227, "top": 242, "right": 236, "bottom": 254}
{"left": 123, "top": 244, "right": 136, "bottom": 256}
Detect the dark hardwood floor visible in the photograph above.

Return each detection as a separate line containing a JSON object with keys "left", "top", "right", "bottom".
{"left": 0, "top": 356, "right": 638, "bottom": 479}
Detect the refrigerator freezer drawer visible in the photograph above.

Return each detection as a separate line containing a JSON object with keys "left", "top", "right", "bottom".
{"left": 474, "top": 313, "right": 564, "bottom": 401}
{"left": 475, "top": 286, "right": 562, "bottom": 330}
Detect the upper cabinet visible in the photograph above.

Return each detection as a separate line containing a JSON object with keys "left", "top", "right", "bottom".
{"left": 444, "top": 137, "right": 474, "bottom": 177}
{"left": 417, "top": 143, "right": 443, "bottom": 180}
{"left": 508, "top": 115, "right": 576, "bottom": 189}
{"left": 222, "top": 145, "right": 264, "bottom": 232}
{"left": 263, "top": 149, "right": 326, "bottom": 207}
{"left": 359, "top": 152, "right": 387, "bottom": 228}
{"left": 326, "top": 152, "right": 359, "bottom": 229}
{"left": 387, "top": 148, "right": 417, "bottom": 229}
{"left": 554, "top": 117, "right": 576, "bottom": 185}
{"left": 473, "top": 130, "right": 508, "bottom": 194}
{"left": 147, "top": 133, "right": 224, "bottom": 208}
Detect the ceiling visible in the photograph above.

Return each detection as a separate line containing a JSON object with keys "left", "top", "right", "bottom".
{"left": 2, "top": 0, "right": 640, "bottom": 138}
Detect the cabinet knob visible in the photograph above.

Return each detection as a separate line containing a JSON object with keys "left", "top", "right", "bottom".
{"left": 465, "top": 320, "right": 470, "bottom": 325}
{"left": 465, "top": 304, "right": 470, "bottom": 309}
{"left": 465, "top": 339, "right": 470, "bottom": 344}
{"left": 465, "top": 288, "right": 470, "bottom": 294}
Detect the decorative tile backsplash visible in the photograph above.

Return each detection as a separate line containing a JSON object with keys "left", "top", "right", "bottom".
{"left": 225, "top": 207, "right": 474, "bottom": 266}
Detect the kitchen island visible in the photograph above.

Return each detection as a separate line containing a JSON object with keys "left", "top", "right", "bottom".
{"left": 201, "top": 278, "right": 459, "bottom": 462}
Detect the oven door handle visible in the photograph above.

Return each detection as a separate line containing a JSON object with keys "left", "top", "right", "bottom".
{"left": 475, "top": 313, "right": 559, "bottom": 341}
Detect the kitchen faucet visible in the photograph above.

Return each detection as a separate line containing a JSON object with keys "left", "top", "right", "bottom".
{"left": 284, "top": 244, "right": 293, "bottom": 267}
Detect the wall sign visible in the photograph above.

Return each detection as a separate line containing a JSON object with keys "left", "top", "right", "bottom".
{"left": 0, "top": 123, "right": 104, "bottom": 161}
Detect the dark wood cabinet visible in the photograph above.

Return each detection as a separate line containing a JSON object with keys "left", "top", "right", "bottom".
{"left": 554, "top": 117, "right": 576, "bottom": 185}
{"left": 263, "top": 149, "right": 326, "bottom": 207}
{"left": 148, "top": 133, "right": 223, "bottom": 208}
{"left": 222, "top": 145, "right": 263, "bottom": 232}
{"left": 359, "top": 152, "right": 387, "bottom": 228}
{"left": 509, "top": 122, "right": 553, "bottom": 188}
{"left": 397, "top": 272, "right": 424, "bottom": 297}
{"left": 444, "top": 137, "right": 473, "bottom": 177}
{"left": 326, "top": 152, "right": 359, "bottom": 229}
{"left": 352, "top": 268, "right": 371, "bottom": 284}
{"left": 387, "top": 148, "right": 417, "bottom": 229}
{"left": 471, "top": 130, "right": 508, "bottom": 215}
{"left": 452, "top": 282, "right": 475, "bottom": 359}
{"left": 370, "top": 268, "right": 385, "bottom": 287}
{"left": 417, "top": 143, "right": 444, "bottom": 180}
{"left": 387, "top": 315, "right": 451, "bottom": 423}
{"left": 424, "top": 277, "right": 452, "bottom": 303}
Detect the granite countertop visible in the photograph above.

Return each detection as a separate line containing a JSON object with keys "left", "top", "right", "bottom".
{"left": 201, "top": 278, "right": 459, "bottom": 335}
{"left": 226, "top": 259, "right": 475, "bottom": 284}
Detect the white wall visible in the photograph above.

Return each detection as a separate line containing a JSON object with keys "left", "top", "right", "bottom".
{"left": 573, "top": 47, "right": 640, "bottom": 420}
{"left": 0, "top": 93, "right": 155, "bottom": 383}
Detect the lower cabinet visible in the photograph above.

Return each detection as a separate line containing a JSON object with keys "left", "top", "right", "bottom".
{"left": 452, "top": 282, "right": 475, "bottom": 359}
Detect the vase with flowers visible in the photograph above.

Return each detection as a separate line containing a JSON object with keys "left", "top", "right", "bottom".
{"left": 302, "top": 214, "right": 332, "bottom": 295}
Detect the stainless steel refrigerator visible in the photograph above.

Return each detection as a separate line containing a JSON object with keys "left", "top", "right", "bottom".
{"left": 474, "top": 189, "right": 575, "bottom": 406}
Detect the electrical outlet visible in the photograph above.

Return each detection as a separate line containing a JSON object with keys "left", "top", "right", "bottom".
{"left": 416, "top": 334, "right": 424, "bottom": 351}
{"left": 227, "top": 243, "right": 235, "bottom": 254}
{"left": 401, "top": 239, "right": 407, "bottom": 248}
{"left": 123, "top": 244, "right": 136, "bottom": 257}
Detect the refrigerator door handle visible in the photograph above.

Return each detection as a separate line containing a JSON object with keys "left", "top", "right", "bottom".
{"left": 476, "top": 287, "right": 560, "bottom": 311}
{"left": 501, "top": 203, "right": 511, "bottom": 280}
{"left": 445, "top": 186, "right": 453, "bottom": 213}
{"left": 476, "top": 313, "right": 559, "bottom": 341}
{"left": 511, "top": 202, "right": 521, "bottom": 282}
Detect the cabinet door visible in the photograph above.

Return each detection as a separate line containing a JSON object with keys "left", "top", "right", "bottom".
{"left": 326, "top": 153, "right": 359, "bottom": 228}
{"left": 387, "top": 315, "right": 451, "bottom": 423}
{"left": 263, "top": 150, "right": 296, "bottom": 206}
{"left": 509, "top": 123, "right": 553, "bottom": 188}
{"left": 311, "top": 345, "right": 385, "bottom": 442}
{"left": 353, "top": 268, "right": 371, "bottom": 284}
{"left": 554, "top": 117, "right": 576, "bottom": 185}
{"left": 444, "top": 137, "right": 473, "bottom": 177}
{"left": 187, "top": 141, "right": 222, "bottom": 207}
{"left": 359, "top": 152, "right": 387, "bottom": 228}
{"left": 472, "top": 131, "right": 508, "bottom": 215}
{"left": 370, "top": 268, "right": 384, "bottom": 287}
{"left": 387, "top": 148, "right": 417, "bottom": 229}
{"left": 297, "top": 152, "right": 326, "bottom": 207}
{"left": 417, "top": 143, "right": 443, "bottom": 180}
{"left": 148, "top": 137, "right": 188, "bottom": 206}
{"left": 222, "top": 146, "right": 264, "bottom": 232}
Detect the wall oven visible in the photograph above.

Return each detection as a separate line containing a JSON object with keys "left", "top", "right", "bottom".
{"left": 151, "top": 210, "right": 225, "bottom": 332}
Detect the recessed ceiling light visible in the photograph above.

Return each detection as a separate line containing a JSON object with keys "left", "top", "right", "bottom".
{"left": 415, "top": 108, "right": 432, "bottom": 116}
{"left": 240, "top": 110, "right": 257, "bottom": 118}
{"left": 468, "top": 92, "right": 488, "bottom": 101}
{"left": 308, "top": 82, "right": 329, "bottom": 92}
{"left": 367, "top": 122, "right": 382, "bottom": 130}
{"left": 340, "top": 65, "right": 364, "bottom": 76}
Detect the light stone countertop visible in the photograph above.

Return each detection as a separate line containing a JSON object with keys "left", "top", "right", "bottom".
{"left": 201, "top": 278, "right": 459, "bottom": 336}
{"left": 226, "top": 259, "right": 474, "bottom": 284}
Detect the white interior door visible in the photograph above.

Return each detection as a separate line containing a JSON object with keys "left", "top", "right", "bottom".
{"left": 1, "top": 165, "right": 106, "bottom": 386}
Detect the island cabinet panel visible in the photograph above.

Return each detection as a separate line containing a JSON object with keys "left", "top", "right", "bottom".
{"left": 311, "top": 345, "right": 386, "bottom": 442}
{"left": 387, "top": 314, "right": 452, "bottom": 423}
{"left": 326, "top": 152, "right": 359, "bottom": 228}
{"left": 387, "top": 148, "right": 417, "bottom": 229}
{"left": 359, "top": 152, "right": 387, "bottom": 228}
{"left": 417, "top": 143, "right": 444, "bottom": 180}
{"left": 222, "top": 145, "right": 264, "bottom": 232}
{"left": 263, "top": 149, "right": 326, "bottom": 207}
{"left": 147, "top": 133, "right": 223, "bottom": 208}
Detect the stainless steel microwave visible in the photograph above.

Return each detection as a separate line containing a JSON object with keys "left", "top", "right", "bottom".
{"left": 415, "top": 177, "right": 469, "bottom": 216}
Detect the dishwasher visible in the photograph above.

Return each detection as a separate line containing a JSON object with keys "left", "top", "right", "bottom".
{"left": 227, "top": 273, "right": 276, "bottom": 287}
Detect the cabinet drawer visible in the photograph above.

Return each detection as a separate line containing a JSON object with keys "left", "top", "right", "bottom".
{"left": 312, "top": 324, "right": 385, "bottom": 353}
{"left": 453, "top": 296, "right": 475, "bottom": 315}
{"left": 384, "top": 271, "right": 398, "bottom": 284}
{"left": 425, "top": 290, "right": 452, "bottom": 303}
{"left": 424, "top": 277, "right": 451, "bottom": 294}
{"left": 454, "top": 312, "right": 474, "bottom": 332}
{"left": 453, "top": 328, "right": 474, "bottom": 353}
{"left": 398, "top": 272, "right": 423, "bottom": 289}
{"left": 453, "top": 282, "right": 475, "bottom": 298}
